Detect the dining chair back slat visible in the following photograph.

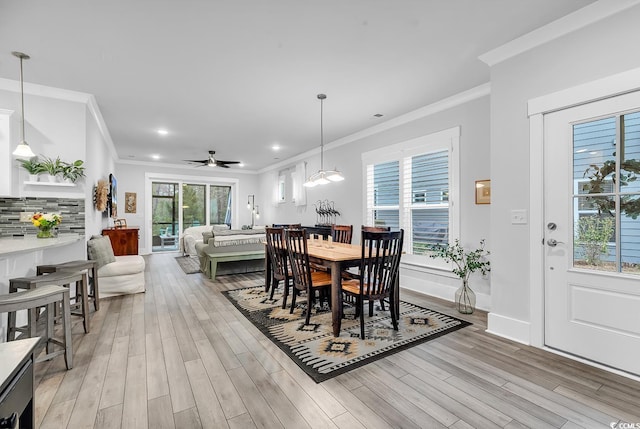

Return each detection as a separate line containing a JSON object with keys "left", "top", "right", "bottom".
{"left": 265, "top": 227, "right": 293, "bottom": 308}
{"left": 285, "top": 228, "right": 332, "bottom": 324}
{"left": 331, "top": 224, "right": 353, "bottom": 244}
{"left": 341, "top": 229, "right": 404, "bottom": 338}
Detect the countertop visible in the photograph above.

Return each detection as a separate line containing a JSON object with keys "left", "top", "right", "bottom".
{"left": 0, "top": 234, "right": 82, "bottom": 256}
{"left": 0, "top": 337, "right": 39, "bottom": 393}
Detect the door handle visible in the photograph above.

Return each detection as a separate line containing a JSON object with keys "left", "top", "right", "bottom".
{"left": 546, "top": 238, "right": 564, "bottom": 247}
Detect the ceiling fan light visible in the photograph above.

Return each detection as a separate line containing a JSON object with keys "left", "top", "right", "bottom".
{"left": 13, "top": 141, "right": 36, "bottom": 158}
{"left": 303, "top": 178, "right": 318, "bottom": 187}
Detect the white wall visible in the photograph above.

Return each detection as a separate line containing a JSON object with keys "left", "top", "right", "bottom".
{"left": 488, "top": 5, "right": 640, "bottom": 342}
{"left": 258, "top": 94, "right": 492, "bottom": 307}
{"left": 85, "top": 102, "right": 115, "bottom": 237}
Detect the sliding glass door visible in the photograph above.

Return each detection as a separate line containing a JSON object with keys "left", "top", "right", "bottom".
{"left": 151, "top": 181, "right": 234, "bottom": 252}
{"left": 151, "top": 182, "right": 179, "bottom": 252}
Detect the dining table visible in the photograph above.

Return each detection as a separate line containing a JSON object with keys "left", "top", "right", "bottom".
{"left": 265, "top": 238, "right": 398, "bottom": 337}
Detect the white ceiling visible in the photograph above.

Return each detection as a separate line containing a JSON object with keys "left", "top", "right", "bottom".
{"left": 0, "top": 0, "right": 595, "bottom": 171}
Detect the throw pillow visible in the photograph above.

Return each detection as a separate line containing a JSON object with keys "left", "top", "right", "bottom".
{"left": 202, "top": 231, "right": 213, "bottom": 243}
{"left": 87, "top": 235, "right": 116, "bottom": 269}
{"left": 212, "top": 224, "right": 230, "bottom": 231}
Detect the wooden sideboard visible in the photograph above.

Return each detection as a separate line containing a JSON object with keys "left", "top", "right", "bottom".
{"left": 102, "top": 227, "right": 139, "bottom": 256}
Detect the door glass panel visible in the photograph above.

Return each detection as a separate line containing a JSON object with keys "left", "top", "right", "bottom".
{"left": 152, "top": 182, "right": 178, "bottom": 252}
{"left": 622, "top": 112, "right": 640, "bottom": 194}
{"left": 621, "top": 194, "right": 640, "bottom": 274}
{"left": 574, "top": 117, "right": 616, "bottom": 187}
{"left": 573, "top": 111, "right": 640, "bottom": 275}
{"left": 573, "top": 197, "right": 616, "bottom": 271}
{"left": 210, "top": 185, "right": 232, "bottom": 225}
{"left": 182, "top": 184, "right": 206, "bottom": 229}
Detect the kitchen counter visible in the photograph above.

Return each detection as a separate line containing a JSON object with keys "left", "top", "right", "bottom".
{"left": 0, "top": 234, "right": 82, "bottom": 256}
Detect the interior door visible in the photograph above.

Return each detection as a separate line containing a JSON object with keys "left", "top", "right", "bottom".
{"left": 544, "top": 91, "right": 640, "bottom": 376}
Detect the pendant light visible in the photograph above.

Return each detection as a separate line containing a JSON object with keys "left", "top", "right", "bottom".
{"left": 11, "top": 51, "right": 36, "bottom": 158}
{"left": 304, "top": 94, "right": 344, "bottom": 187}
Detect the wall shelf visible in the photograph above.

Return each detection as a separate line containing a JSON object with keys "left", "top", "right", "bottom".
{"left": 24, "top": 181, "right": 76, "bottom": 187}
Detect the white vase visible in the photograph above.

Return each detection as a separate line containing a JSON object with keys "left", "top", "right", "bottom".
{"left": 28, "top": 174, "right": 39, "bottom": 182}
{"left": 45, "top": 174, "right": 58, "bottom": 183}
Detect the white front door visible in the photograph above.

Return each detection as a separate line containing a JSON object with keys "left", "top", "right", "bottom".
{"left": 544, "top": 91, "right": 640, "bottom": 376}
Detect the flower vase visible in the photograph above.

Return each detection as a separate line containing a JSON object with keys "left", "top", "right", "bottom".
{"left": 455, "top": 280, "right": 476, "bottom": 314}
{"left": 37, "top": 228, "right": 53, "bottom": 238}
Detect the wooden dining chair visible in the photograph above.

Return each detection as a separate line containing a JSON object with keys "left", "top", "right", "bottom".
{"left": 265, "top": 227, "right": 294, "bottom": 309}
{"left": 331, "top": 224, "right": 353, "bottom": 244}
{"left": 284, "top": 228, "right": 332, "bottom": 324}
{"left": 341, "top": 229, "right": 404, "bottom": 339}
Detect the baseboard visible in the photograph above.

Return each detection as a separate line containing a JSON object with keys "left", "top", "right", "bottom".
{"left": 401, "top": 280, "right": 491, "bottom": 312}
{"left": 486, "top": 312, "right": 531, "bottom": 345}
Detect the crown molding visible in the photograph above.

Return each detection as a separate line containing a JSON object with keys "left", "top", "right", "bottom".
{"left": 479, "top": 0, "right": 640, "bottom": 67}
{"left": 0, "top": 77, "right": 92, "bottom": 103}
{"left": 86, "top": 95, "right": 119, "bottom": 162}
{"left": 258, "top": 82, "right": 490, "bottom": 174}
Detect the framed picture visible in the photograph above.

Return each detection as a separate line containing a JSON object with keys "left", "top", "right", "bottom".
{"left": 125, "top": 192, "right": 137, "bottom": 213}
{"left": 475, "top": 179, "right": 491, "bottom": 204}
{"left": 114, "top": 218, "right": 127, "bottom": 228}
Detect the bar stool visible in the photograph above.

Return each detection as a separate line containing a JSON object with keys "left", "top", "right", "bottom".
{"left": 7, "top": 270, "right": 89, "bottom": 341}
{"left": 37, "top": 260, "right": 100, "bottom": 311}
{"left": 0, "top": 284, "right": 73, "bottom": 369}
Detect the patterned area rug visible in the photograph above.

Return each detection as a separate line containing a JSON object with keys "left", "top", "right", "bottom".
{"left": 174, "top": 256, "right": 201, "bottom": 274}
{"left": 222, "top": 285, "right": 471, "bottom": 383}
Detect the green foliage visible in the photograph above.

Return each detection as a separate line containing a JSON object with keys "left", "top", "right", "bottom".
{"left": 62, "top": 159, "right": 86, "bottom": 182}
{"left": 16, "top": 157, "right": 43, "bottom": 174}
{"left": 39, "top": 156, "right": 65, "bottom": 176}
{"left": 575, "top": 216, "right": 615, "bottom": 265}
{"left": 428, "top": 239, "right": 491, "bottom": 281}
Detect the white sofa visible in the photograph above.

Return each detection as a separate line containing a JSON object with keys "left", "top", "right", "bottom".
{"left": 87, "top": 235, "right": 146, "bottom": 298}
{"left": 181, "top": 224, "right": 229, "bottom": 256}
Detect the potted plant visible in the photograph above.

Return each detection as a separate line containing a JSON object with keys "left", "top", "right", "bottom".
{"left": 428, "top": 239, "right": 490, "bottom": 314}
{"left": 40, "top": 156, "right": 65, "bottom": 182}
{"left": 16, "top": 157, "right": 43, "bottom": 182}
{"left": 62, "top": 159, "right": 86, "bottom": 183}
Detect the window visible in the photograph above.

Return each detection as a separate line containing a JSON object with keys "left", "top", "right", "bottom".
{"left": 363, "top": 127, "right": 459, "bottom": 259}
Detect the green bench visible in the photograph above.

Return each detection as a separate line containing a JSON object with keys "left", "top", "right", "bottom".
{"left": 203, "top": 249, "right": 265, "bottom": 280}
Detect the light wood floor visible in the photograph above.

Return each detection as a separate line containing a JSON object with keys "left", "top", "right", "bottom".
{"left": 33, "top": 253, "right": 640, "bottom": 428}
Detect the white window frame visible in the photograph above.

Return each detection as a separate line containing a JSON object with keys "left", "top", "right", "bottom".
{"left": 362, "top": 126, "right": 460, "bottom": 268}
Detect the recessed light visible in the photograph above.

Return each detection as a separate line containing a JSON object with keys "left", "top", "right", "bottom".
{"left": 272, "top": 144, "right": 280, "bottom": 151}
{"left": 238, "top": 163, "right": 245, "bottom": 167}
{"left": 151, "top": 154, "right": 160, "bottom": 160}
{"left": 157, "top": 129, "right": 168, "bottom": 136}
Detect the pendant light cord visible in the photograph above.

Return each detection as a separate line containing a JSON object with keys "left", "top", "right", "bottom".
{"left": 19, "top": 55, "right": 25, "bottom": 142}
{"left": 320, "top": 96, "right": 324, "bottom": 171}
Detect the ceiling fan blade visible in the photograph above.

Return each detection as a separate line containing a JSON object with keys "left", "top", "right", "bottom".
{"left": 217, "top": 160, "right": 240, "bottom": 165}
{"left": 184, "top": 159, "right": 208, "bottom": 164}
{"left": 217, "top": 163, "right": 230, "bottom": 168}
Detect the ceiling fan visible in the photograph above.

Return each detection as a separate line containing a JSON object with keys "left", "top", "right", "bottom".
{"left": 184, "top": 150, "right": 240, "bottom": 168}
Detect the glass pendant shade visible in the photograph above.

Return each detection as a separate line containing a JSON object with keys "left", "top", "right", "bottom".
{"left": 13, "top": 142, "right": 35, "bottom": 157}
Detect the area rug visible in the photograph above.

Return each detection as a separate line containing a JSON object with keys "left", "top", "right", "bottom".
{"left": 174, "top": 256, "right": 201, "bottom": 274}
{"left": 222, "top": 285, "right": 471, "bottom": 383}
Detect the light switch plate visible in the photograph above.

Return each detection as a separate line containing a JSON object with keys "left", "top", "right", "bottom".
{"left": 511, "top": 209, "right": 528, "bottom": 225}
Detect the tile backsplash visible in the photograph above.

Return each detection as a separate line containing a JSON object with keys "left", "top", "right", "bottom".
{"left": 0, "top": 197, "right": 85, "bottom": 237}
